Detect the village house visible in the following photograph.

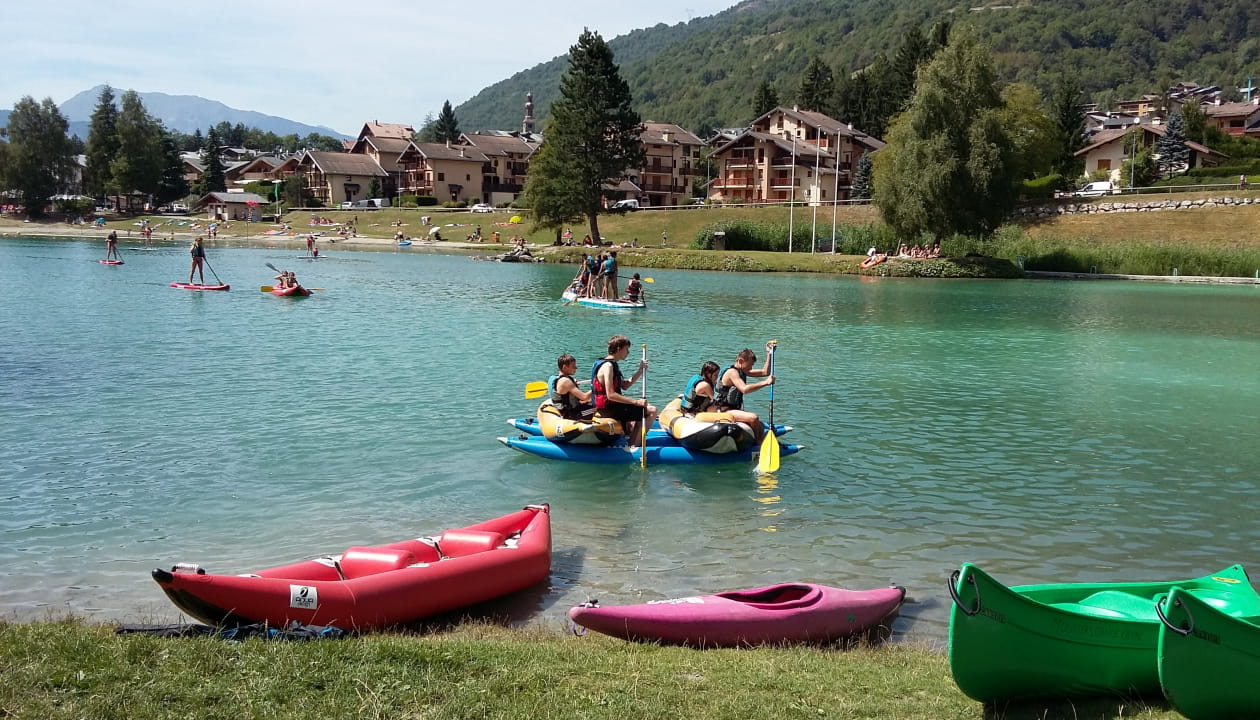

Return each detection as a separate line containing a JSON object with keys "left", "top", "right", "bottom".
{"left": 624, "top": 123, "right": 706, "bottom": 207}
{"left": 1203, "top": 97, "right": 1260, "bottom": 137}
{"left": 292, "top": 150, "right": 389, "bottom": 206}
{"left": 411, "top": 142, "right": 489, "bottom": 204}
{"left": 350, "top": 134, "right": 423, "bottom": 203}
{"left": 708, "top": 106, "right": 884, "bottom": 205}
{"left": 194, "top": 190, "right": 270, "bottom": 221}
{"left": 459, "top": 132, "right": 539, "bottom": 205}
{"left": 225, "top": 156, "right": 284, "bottom": 186}
{"left": 1074, "top": 123, "right": 1226, "bottom": 180}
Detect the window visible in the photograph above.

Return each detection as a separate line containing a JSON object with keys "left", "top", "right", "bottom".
{"left": 437, "top": 172, "right": 445, "bottom": 181}
{"left": 1097, "top": 159, "right": 1111, "bottom": 171}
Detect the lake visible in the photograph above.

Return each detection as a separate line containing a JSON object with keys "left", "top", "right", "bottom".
{"left": 1, "top": 234, "right": 1258, "bottom": 643}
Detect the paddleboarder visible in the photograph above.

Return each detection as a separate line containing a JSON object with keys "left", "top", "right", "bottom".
{"left": 188, "top": 236, "right": 206, "bottom": 284}
{"left": 105, "top": 230, "right": 120, "bottom": 261}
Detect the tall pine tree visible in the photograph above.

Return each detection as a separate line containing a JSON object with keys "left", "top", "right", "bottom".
{"left": 197, "top": 127, "right": 226, "bottom": 195}
{"left": 1049, "top": 76, "right": 1087, "bottom": 182}
{"left": 522, "top": 29, "right": 644, "bottom": 242}
{"left": 1156, "top": 110, "right": 1190, "bottom": 177}
{"left": 435, "top": 101, "right": 461, "bottom": 143}
{"left": 797, "top": 56, "right": 835, "bottom": 113}
{"left": 83, "top": 85, "right": 119, "bottom": 198}
{"left": 753, "top": 80, "right": 780, "bottom": 118}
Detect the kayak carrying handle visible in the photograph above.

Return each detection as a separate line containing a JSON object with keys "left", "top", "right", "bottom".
{"left": 570, "top": 599, "right": 598, "bottom": 637}
{"left": 947, "top": 569, "right": 981, "bottom": 616}
{"left": 1154, "top": 595, "right": 1193, "bottom": 636}
{"left": 172, "top": 562, "right": 206, "bottom": 575}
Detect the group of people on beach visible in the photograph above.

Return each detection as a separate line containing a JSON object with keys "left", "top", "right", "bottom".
{"left": 893, "top": 242, "right": 941, "bottom": 259}
{"left": 548, "top": 336, "right": 777, "bottom": 449}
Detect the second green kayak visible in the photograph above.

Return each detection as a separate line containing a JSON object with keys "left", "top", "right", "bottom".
{"left": 947, "top": 562, "right": 1260, "bottom": 703}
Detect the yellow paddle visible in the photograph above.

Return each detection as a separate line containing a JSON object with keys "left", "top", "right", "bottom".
{"left": 525, "top": 378, "right": 591, "bottom": 399}
{"left": 756, "top": 342, "right": 780, "bottom": 475}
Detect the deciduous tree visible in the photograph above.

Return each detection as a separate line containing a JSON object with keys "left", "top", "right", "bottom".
{"left": 111, "top": 90, "right": 165, "bottom": 203}
{"left": 1180, "top": 97, "right": 1207, "bottom": 144}
{"left": 522, "top": 29, "right": 644, "bottom": 242}
{"left": 872, "top": 29, "right": 1016, "bottom": 239}
{"left": 4, "top": 96, "right": 74, "bottom": 218}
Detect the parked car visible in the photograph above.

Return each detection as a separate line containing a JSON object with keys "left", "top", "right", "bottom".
{"left": 470, "top": 203, "right": 493, "bottom": 213}
{"left": 1072, "top": 181, "right": 1116, "bottom": 198}
{"left": 610, "top": 199, "right": 641, "bottom": 211}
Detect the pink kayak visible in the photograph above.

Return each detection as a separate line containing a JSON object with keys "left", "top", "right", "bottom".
{"left": 569, "top": 582, "right": 906, "bottom": 647}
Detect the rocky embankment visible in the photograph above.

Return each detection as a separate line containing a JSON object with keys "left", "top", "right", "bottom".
{"left": 1017, "top": 194, "right": 1259, "bottom": 219}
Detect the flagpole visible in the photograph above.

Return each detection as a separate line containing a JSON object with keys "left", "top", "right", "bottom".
{"left": 811, "top": 136, "right": 819, "bottom": 253}
{"left": 787, "top": 138, "right": 796, "bottom": 253}
{"left": 831, "top": 137, "right": 841, "bottom": 253}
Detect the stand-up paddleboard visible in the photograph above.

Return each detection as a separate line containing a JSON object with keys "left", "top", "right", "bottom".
{"left": 170, "top": 282, "right": 230, "bottom": 291}
{"left": 99, "top": 259, "right": 125, "bottom": 265}
{"left": 398, "top": 240, "right": 412, "bottom": 247}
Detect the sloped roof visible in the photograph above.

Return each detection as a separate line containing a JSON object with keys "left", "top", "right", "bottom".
{"left": 299, "top": 150, "right": 388, "bottom": 176}
{"left": 360, "top": 121, "right": 414, "bottom": 139}
{"left": 197, "top": 191, "right": 269, "bottom": 205}
{"left": 413, "top": 142, "right": 489, "bottom": 163}
{"left": 460, "top": 133, "right": 538, "bottom": 156}
{"left": 352, "top": 136, "right": 417, "bottom": 172}
{"left": 1204, "top": 100, "right": 1260, "bottom": 119}
{"left": 711, "top": 130, "right": 834, "bottom": 160}
{"left": 1075, "top": 125, "right": 1223, "bottom": 158}
{"left": 751, "top": 106, "right": 885, "bottom": 150}
{"left": 641, "top": 122, "right": 704, "bottom": 146}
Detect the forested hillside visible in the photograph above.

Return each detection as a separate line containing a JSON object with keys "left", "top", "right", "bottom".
{"left": 457, "top": 0, "right": 1260, "bottom": 135}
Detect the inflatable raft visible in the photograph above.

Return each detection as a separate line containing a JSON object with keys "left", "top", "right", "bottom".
{"left": 508, "top": 416, "right": 792, "bottom": 442}
{"left": 498, "top": 434, "right": 803, "bottom": 465}
{"left": 151, "top": 505, "right": 551, "bottom": 630}
{"left": 534, "top": 401, "right": 621, "bottom": 444}
{"left": 657, "top": 397, "right": 754, "bottom": 454}
{"left": 271, "top": 284, "right": 312, "bottom": 297}
{"left": 562, "top": 287, "right": 645, "bottom": 309}
{"left": 570, "top": 583, "right": 906, "bottom": 647}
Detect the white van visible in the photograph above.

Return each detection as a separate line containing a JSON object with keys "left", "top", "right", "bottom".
{"left": 1073, "top": 181, "right": 1116, "bottom": 198}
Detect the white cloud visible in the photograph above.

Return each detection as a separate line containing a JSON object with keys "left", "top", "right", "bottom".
{"left": 2, "top": 0, "right": 733, "bottom": 135}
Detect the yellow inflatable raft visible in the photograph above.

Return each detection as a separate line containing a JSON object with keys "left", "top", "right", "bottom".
{"left": 537, "top": 401, "right": 622, "bottom": 445}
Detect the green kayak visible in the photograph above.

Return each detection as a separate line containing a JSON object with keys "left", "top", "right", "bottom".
{"left": 947, "top": 563, "right": 1260, "bottom": 703}
{"left": 1158, "top": 585, "right": 1260, "bottom": 720}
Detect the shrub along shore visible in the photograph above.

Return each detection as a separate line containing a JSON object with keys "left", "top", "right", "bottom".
{"left": 0, "top": 619, "right": 1188, "bottom": 719}
{"left": 4, "top": 189, "right": 1260, "bottom": 280}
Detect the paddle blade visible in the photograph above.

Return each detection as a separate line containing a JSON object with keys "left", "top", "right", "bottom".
{"left": 524, "top": 381, "right": 548, "bottom": 399}
{"left": 642, "top": 277, "right": 654, "bottom": 283}
{"left": 757, "top": 433, "right": 781, "bottom": 475}
{"left": 265, "top": 262, "right": 280, "bottom": 272}
{"left": 260, "top": 286, "right": 274, "bottom": 292}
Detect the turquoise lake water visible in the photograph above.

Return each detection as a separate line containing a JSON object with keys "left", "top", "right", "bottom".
{"left": 2, "top": 235, "right": 1259, "bottom": 643}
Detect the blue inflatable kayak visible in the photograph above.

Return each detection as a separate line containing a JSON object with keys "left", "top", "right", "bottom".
{"left": 506, "top": 417, "right": 792, "bottom": 440}
{"left": 498, "top": 435, "right": 804, "bottom": 465}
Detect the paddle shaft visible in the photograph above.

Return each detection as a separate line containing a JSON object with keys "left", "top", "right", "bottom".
{"left": 757, "top": 343, "right": 781, "bottom": 474}
{"left": 640, "top": 344, "right": 648, "bottom": 468}
{"left": 203, "top": 257, "right": 222, "bottom": 285}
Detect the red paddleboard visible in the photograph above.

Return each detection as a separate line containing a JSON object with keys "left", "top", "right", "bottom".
{"left": 99, "top": 259, "right": 125, "bottom": 265}
{"left": 170, "top": 282, "right": 230, "bottom": 291}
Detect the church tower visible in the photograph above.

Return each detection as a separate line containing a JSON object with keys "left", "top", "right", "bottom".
{"left": 522, "top": 91, "right": 535, "bottom": 135}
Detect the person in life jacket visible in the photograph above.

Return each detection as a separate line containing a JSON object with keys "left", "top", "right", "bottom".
{"left": 549, "top": 354, "right": 594, "bottom": 420}
{"left": 591, "top": 334, "right": 657, "bottom": 448}
{"left": 623, "top": 273, "right": 644, "bottom": 303}
{"left": 680, "top": 361, "right": 721, "bottom": 415}
{"left": 714, "top": 341, "right": 776, "bottom": 442}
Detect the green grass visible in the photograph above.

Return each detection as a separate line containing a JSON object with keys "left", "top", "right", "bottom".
{"left": 0, "top": 619, "right": 1186, "bottom": 720}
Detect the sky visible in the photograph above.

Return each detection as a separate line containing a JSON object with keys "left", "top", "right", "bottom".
{"left": 3, "top": 0, "right": 736, "bottom": 136}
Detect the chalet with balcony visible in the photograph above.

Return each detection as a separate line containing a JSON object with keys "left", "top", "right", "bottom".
{"left": 225, "top": 156, "right": 284, "bottom": 186}
{"left": 709, "top": 106, "right": 883, "bottom": 205}
{"left": 1204, "top": 98, "right": 1260, "bottom": 136}
{"left": 624, "top": 123, "right": 706, "bottom": 207}
{"left": 293, "top": 150, "right": 388, "bottom": 206}
{"left": 350, "top": 135, "right": 422, "bottom": 200}
{"left": 460, "top": 132, "right": 539, "bottom": 205}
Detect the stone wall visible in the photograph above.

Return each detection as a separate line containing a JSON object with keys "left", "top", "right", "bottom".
{"left": 1016, "top": 195, "right": 1259, "bottom": 220}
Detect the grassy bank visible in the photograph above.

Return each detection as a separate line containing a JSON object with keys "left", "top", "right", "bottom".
{"left": 5, "top": 192, "right": 1259, "bottom": 278}
{"left": 0, "top": 619, "right": 1184, "bottom": 720}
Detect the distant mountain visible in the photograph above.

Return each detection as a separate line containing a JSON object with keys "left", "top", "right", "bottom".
{"left": 0, "top": 85, "right": 350, "bottom": 140}
{"left": 457, "top": 0, "right": 1260, "bottom": 135}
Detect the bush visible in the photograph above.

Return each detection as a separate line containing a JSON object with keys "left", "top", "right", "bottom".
{"left": 1019, "top": 174, "right": 1063, "bottom": 200}
{"left": 413, "top": 195, "right": 439, "bottom": 207}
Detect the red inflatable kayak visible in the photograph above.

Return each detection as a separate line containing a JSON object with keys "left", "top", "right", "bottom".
{"left": 271, "top": 285, "right": 312, "bottom": 297}
{"left": 170, "top": 282, "right": 230, "bottom": 291}
{"left": 152, "top": 504, "right": 551, "bottom": 629}
{"left": 569, "top": 582, "right": 905, "bottom": 647}
{"left": 99, "top": 259, "right": 125, "bottom": 265}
